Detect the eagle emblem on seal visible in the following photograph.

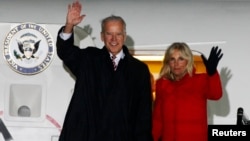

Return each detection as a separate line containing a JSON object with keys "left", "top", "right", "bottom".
{"left": 14, "top": 33, "right": 41, "bottom": 61}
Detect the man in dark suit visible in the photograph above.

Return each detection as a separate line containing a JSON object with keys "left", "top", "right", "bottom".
{"left": 56, "top": 1, "right": 153, "bottom": 141}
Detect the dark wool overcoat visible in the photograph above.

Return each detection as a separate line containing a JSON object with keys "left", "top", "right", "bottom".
{"left": 56, "top": 27, "right": 153, "bottom": 141}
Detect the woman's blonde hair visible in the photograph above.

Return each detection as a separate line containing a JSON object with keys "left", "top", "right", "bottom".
{"left": 159, "top": 42, "right": 194, "bottom": 80}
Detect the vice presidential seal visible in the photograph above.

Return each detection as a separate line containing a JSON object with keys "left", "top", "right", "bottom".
{"left": 3, "top": 23, "right": 54, "bottom": 75}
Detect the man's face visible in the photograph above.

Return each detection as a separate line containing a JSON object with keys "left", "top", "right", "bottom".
{"left": 101, "top": 20, "right": 126, "bottom": 55}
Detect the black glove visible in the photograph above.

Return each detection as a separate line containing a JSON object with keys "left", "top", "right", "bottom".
{"left": 201, "top": 46, "right": 223, "bottom": 76}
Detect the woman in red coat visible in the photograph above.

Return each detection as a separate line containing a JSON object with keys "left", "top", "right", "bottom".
{"left": 152, "top": 42, "right": 223, "bottom": 141}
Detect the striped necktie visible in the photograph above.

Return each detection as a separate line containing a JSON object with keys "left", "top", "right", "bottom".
{"left": 111, "top": 55, "right": 117, "bottom": 71}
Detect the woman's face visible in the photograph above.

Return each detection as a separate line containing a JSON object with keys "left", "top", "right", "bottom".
{"left": 169, "top": 49, "right": 188, "bottom": 80}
